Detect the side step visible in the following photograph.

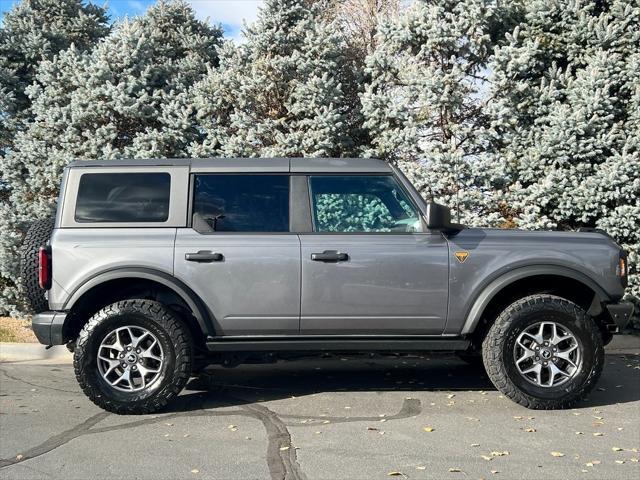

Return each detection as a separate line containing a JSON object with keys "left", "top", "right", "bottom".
{"left": 206, "top": 336, "right": 470, "bottom": 352}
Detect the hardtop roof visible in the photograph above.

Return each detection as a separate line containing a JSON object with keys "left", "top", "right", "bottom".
{"left": 67, "top": 157, "right": 392, "bottom": 173}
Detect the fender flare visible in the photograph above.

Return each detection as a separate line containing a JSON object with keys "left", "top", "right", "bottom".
{"left": 460, "top": 265, "right": 611, "bottom": 335}
{"left": 63, "top": 267, "right": 215, "bottom": 337}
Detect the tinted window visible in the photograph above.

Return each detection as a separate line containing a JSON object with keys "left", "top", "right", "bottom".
{"left": 75, "top": 173, "right": 171, "bottom": 223}
{"left": 310, "top": 175, "right": 423, "bottom": 233}
{"left": 193, "top": 175, "right": 289, "bottom": 232}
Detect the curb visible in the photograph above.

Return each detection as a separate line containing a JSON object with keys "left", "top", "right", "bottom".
{"left": 1, "top": 335, "right": 638, "bottom": 363}
{"left": 0, "top": 343, "right": 72, "bottom": 363}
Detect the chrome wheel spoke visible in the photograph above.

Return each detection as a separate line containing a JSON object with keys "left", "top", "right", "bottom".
{"left": 111, "top": 369, "right": 132, "bottom": 388}
{"left": 141, "top": 340, "right": 161, "bottom": 361}
{"left": 516, "top": 348, "right": 535, "bottom": 364}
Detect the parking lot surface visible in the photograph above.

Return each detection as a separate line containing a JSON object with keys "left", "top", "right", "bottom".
{"left": 1, "top": 351, "right": 639, "bottom": 480}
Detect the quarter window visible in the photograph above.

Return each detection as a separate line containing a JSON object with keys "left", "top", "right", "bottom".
{"left": 75, "top": 173, "right": 171, "bottom": 223}
{"left": 192, "top": 175, "right": 289, "bottom": 233}
{"left": 309, "top": 175, "right": 423, "bottom": 233}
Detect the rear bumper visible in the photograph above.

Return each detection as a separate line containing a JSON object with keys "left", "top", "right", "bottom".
{"left": 605, "top": 302, "right": 634, "bottom": 330}
{"left": 32, "top": 311, "right": 67, "bottom": 345}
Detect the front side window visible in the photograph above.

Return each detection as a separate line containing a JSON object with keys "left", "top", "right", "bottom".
{"left": 192, "top": 175, "right": 289, "bottom": 233}
{"left": 310, "top": 175, "right": 423, "bottom": 233}
{"left": 75, "top": 173, "right": 171, "bottom": 223}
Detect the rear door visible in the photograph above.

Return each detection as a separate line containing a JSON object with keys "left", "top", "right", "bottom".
{"left": 299, "top": 174, "right": 449, "bottom": 335}
{"left": 174, "top": 173, "right": 301, "bottom": 336}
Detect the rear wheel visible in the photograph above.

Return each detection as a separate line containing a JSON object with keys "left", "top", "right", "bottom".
{"left": 74, "top": 300, "right": 192, "bottom": 414}
{"left": 482, "top": 294, "right": 603, "bottom": 409}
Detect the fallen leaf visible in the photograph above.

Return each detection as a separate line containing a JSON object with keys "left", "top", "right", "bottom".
{"left": 550, "top": 451, "right": 565, "bottom": 457}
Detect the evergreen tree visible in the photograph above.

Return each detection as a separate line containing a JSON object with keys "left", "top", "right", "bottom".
{"left": 0, "top": 0, "right": 223, "bottom": 314}
{"left": 360, "top": 0, "right": 516, "bottom": 224}
{"left": 0, "top": 0, "right": 110, "bottom": 153}
{"left": 189, "top": 0, "right": 353, "bottom": 158}
{"left": 489, "top": 0, "right": 640, "bottom": 310}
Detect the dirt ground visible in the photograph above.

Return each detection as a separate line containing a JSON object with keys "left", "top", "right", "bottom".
{"left": 0, "top": 317, "right": 36, "bottom": 343}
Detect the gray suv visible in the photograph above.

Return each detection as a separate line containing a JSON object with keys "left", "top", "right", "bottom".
{"left": 23, "top": 158, "right": 633, "bottom": 414}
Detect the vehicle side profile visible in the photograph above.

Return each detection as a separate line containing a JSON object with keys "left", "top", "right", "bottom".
{"left": 24, "top": 158, "right": 633, "bottom": 414}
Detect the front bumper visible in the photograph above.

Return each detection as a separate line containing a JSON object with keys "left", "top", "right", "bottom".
{"left": 605, "top": 302, "right": 634, "bottom": 330}
{"left": 32, "top": 311, "right": 67, "bottom": 345}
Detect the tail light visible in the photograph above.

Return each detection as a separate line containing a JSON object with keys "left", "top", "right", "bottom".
{"left": 38, "top": 246, "right": 51, "bottom": 290}
{"left": 617, "top": 250, "right": 628, "bottom": 288}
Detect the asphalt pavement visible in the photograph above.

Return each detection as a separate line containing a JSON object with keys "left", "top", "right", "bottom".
{"left": 0, "top": 343, "right": 639, "bottom": 480}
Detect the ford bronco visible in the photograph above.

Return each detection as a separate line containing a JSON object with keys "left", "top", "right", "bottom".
{"left": 22, "top": 158, "right": 633, "bottom": 414}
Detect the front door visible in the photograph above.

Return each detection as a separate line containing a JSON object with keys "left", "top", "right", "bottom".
{"left": 174, "top": 174, "right": 300, "bottom": 336}
{"left": 300, "top": 175, "right": 449, "bottom": 335}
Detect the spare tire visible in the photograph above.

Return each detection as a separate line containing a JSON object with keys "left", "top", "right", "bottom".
{"left": 20, "top": 218, "right": 55, "bottom": 313}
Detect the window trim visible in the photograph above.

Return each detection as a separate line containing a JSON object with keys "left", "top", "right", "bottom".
{"left": 188, "top": 172, "right": 294, "bottom": 235}
{"left": 306, "top": 173, "right": 428, "bottom": 235}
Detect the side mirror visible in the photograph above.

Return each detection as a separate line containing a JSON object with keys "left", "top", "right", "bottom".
{"left": 425, "top": 203, "right": 464, "bottom": 234}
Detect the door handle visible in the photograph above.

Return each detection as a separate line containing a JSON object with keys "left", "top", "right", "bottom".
{"left": 311, "top": 250, "right": 349, "bottom": 262}
{"left": 185, "top": 251, "right": 224, "bottom": 263}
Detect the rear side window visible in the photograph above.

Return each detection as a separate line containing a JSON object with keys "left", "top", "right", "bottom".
{"left": 75, "top": 173, "right": 171, "bottom": 223}
{"left": 192, "top": 175, "right": 289, "bottom": 233}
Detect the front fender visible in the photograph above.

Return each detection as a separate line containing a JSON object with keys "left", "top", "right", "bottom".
{"left": 459, "top": 265, "right": 611, "bottom": 335}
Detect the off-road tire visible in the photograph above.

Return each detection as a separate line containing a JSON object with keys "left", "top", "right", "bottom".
{"left": 482, "top": 294, "right": 604, "bottom": 409}
{"left": 74, "top": 300, "right": 192, "bottom": 414}
{"left": 20, "top": 218, "right": 55, "bottom": 313}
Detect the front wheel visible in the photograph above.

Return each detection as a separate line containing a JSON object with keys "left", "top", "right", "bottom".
{"left": 482, "top": 294, "right": 604, "bottom": 409}
{"left": 74, "top": 300, "right": 192, "bottom": 414}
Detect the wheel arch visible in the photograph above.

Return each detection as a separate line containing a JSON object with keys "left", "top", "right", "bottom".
{"left": 461, "top": 265, "right": 610, "bottom": 337}
{"left": 62, "top": 268, "right": 215, "bottom": 343}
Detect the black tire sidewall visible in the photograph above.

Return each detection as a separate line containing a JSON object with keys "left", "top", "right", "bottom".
{"left": 20, "top": 218, "right": 54, "bottom": 313}
{"left": 500, "top": 301, "right": 600, "bottom": 402}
